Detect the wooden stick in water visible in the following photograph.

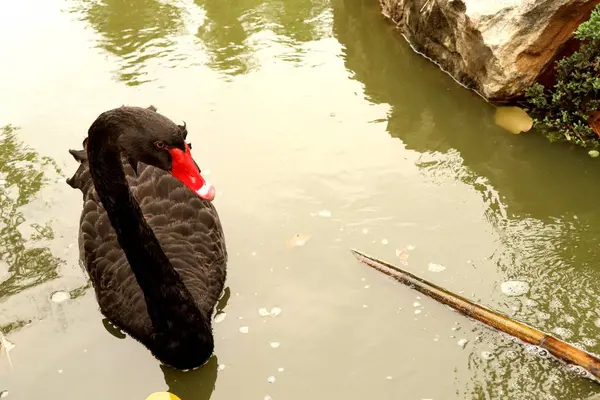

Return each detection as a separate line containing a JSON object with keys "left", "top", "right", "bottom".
{"left": 351, "top": 248, "right": 600, "bottom": 382}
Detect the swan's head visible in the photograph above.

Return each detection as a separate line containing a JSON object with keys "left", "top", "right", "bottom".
{"left": 117, "top": 106, "right": 215, "bottom": 201}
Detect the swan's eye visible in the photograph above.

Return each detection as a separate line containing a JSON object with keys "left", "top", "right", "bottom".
{"left": 187, "top": 142, "right": 192, "bottom": 149}
{"left": 154, "top": 141, "right": 166, "bottom": 149}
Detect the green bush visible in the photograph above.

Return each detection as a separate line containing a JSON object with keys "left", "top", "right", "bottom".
{"left": 525, "top": 5, "right": 600, "bottom": 147}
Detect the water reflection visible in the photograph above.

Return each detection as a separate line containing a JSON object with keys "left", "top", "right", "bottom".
{"left": 334, "top": 0, "right": 600, "bottom": 397}
{"left": 73, "top": 0, "right": 333, "bottom": 81}
{"left": 161, "top": 357, "right": 218, "bottom": 400}
{"left": 195, "top": 0, "right": 332, "bottom": 73}
{"left": 0, "top": 125, "right": 63, "bottom": 305}
{"left": 72, "top": 0, "right": 185, "bottom": 85}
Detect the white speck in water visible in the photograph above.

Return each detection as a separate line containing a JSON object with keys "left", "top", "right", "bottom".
{"left": 50, "top": 291, "right": 70, "bottom": 303}
{"left": 270, "top": 342, "right": 280, "bottom": 349}
{"left": 428, "top": 263, "right": 446, "bottom": 272}
{"left": 406, "top": 245, "right": 415, "bottom": 250}
{"left": 481, "top": 351, "right": 494, "bottom": 360}
{"left": 58, "top": 369, "right": 63, "bottom": 374}
{"left": 413, "top": 302, "right": 420, "bottom": 307}
{"left": 457, "top": 339, "right": 468, "bottom": 348}
{"left": 414, "top": 310, "right": 422, "bottom": 315}
{"left": 433, "top": 337, "right": 439, "bottom": 342}
{"left": 583, "top": 338, "right": 597, "bottom": 347}
{"left": 317, "top": 210, "right": 332, "bottom": 218}
{"left": 500, "top": 280, "right": 530, "bottom": 296}
{"left": 552, "top": 326, "right": 574, "bottom": 339}
{"left": 239, "top": 326, "right": 249, "bottom": 334}
{"left": 259, "top": 308, "right": 270, "bottom": 317}
{"left": 218, "top": 364, "right": 226, "bottom": 371}
{"left": 386, "top": 376, "right": 393, "bottom": 380}
{"left": 364, "top": 285, "right": 370, "bottom": 289}
{"left": 83, "top": 349, "right": 87, "bottom": 353}
{"left": 382, "top": 239, "right": 388, "bottom": 245}
{"left": 270, "top": 307, "right": 282, "bottom": 317}
{"left": 278, "top": 368, "right": 284, "bottom": 372}
{"left": 362, "top": 228, "right": 369, "bottom": 234}
{"left": 264, "top": 396, "right": 272, "bottom": 400}
{"left": 361, "top": 278, "right": 366, "bottom": 281}
{"left": 267, "top": 376, "right": 276, "bottom": 383}
{"left": 214, "top": 313, "right": 226, "bottom": 323}
{"left": 363, "top": 304, "right": 368, "bottom": 308}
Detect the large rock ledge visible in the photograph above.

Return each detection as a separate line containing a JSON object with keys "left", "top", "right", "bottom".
{"left": 379, "top": 0, "right": 600, "bottom": 101}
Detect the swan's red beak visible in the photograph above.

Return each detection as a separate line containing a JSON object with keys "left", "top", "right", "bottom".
{"left": 169, "top": 144, "right": 215, "bottom": 201}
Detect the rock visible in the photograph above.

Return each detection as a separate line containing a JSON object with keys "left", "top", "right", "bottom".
{"left": 378, "top": 0, "right": 600, "bottom": 101}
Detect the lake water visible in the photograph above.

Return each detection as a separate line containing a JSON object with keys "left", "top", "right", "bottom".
{"left": 2, "top": 0, "right": 600, "bottom": 399}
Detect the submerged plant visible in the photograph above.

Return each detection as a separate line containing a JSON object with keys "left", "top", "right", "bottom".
{"left": 525, "top": 5, "right": 600, "bottom": 147}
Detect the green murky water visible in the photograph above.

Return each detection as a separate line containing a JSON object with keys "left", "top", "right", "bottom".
{"left": 2, "top": 0, "right": 600, "bottom": 399}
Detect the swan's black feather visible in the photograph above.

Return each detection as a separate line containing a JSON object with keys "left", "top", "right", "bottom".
{"left": 67, "top": 147, "right": 227, "bottom": 347}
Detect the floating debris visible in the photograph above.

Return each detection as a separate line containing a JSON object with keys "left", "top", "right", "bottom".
{"left": 414, "top": 310, "right": 422, "bottom": 315}
{"left": 218, "top": 364, "right": 226, "bottom": 371}
{"left": 50, "top": 291, "right": 70, "bottom": 303}
{"left": 494, "top": 106, "right": 533, "bottom": 134}
{"left": 270, "top": 342, "right": 280, "bottom": 349}
{"left": 259, "top": 308, "right": 270, "bottom": 317}
{"left": 364, "top": 285, "right": 370, "bottom": 289}
{"left": 264, "top": 396, "right": 272, "bottom": 400}
{"left": 267, "top": 376, "right": 276, "bottom": 383}
{"left": 251, "top": 252, "right": 257, "bottom": 256}
{"left": 589, "top": 150, "right": 599, "bottom": 158}
{"left": 214, "top": 313, "right": 226, "bottom": 323}
{"left": 317, "top": 210, "right": 331, "bottom": 218}
{"left": 58, "top": 369, "right": 63, "bottom": 374}
{"left": 278, "top": 367, "right": 284, "bottom": 372}
{"left": 395, "top": 248, "right": 409, "bottom": 265}
{"left": 406, "top": 245, "right": 415, "bottom": 251}
{"left": 457, "top": 339, "right": 468, "bottom": 348}
{"left": 239, "top": 326, "right": 249, "bottom": 334}
{"left": 362, "top": 228, "right": 369, "bottom": 234}
{"left": 428, "top": 263, "right": 446, "bottom": 272}
{"left": 362, "top": 304, "right": 368, "bottom": 308}
{"left": 270, "top": 307, "right": 282, "bottom": 317}
{"left": 386, "top": 376, "right": 393, "bottom": 380}
{"left": 500, "top": 280, "right": 530, "bottom": 296}
{"left": 413, "top": 302, "right": 420, "bottom": 307}
{"left": 0, "top": 332, "right": 14, "bottom": 368}
{"left": 287, "top": 233, "right": 310, "bottom": 248}
{"left": 382, "top": 239, "right": 388, "bottom": 245}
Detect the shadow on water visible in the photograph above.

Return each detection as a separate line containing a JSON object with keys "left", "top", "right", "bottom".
{"left": 0, "top": 125, "right": 64, "bottom": 328}
{"left": 333, "top": 0, "right": 600, "bottom": 398}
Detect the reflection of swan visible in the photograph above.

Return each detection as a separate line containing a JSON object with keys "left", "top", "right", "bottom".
{"left": 160, "top": 287, "right": 229, "bottom": 400}
{"left": 67, "top": 106, "right": 228, "bottom": 370}
{"left": 160, "top": 355, "right": 219, "bottom": 400}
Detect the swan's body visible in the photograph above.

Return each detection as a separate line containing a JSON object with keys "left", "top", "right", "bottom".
{"left": 67, "top": 105, "right": 227, "bottom": 369}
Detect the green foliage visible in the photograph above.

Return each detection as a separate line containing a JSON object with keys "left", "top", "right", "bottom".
{"left": 525, "top": 5, "right": 600, "bottom": 147}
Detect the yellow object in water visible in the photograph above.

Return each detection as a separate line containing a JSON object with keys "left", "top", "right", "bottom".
{"left": 494, "top": 106, "right": 533, "bottom": 134}
{"left": 145, "top": 392, "right": 182, "bottom": 400}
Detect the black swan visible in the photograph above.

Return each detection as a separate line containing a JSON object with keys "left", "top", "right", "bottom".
{"left": 66, "top": 105, "right": 227, "bottom": 370}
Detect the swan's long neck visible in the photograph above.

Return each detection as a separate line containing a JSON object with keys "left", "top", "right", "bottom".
{"left": 86, "top": 112, "right": 212, "bottom": 345}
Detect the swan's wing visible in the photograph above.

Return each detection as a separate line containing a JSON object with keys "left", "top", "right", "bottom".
{"left": 74, "top": 158, "right": 227, "bottom": 339}
{"left": 133, "top": 162, "right": 227, "bottom": 316}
